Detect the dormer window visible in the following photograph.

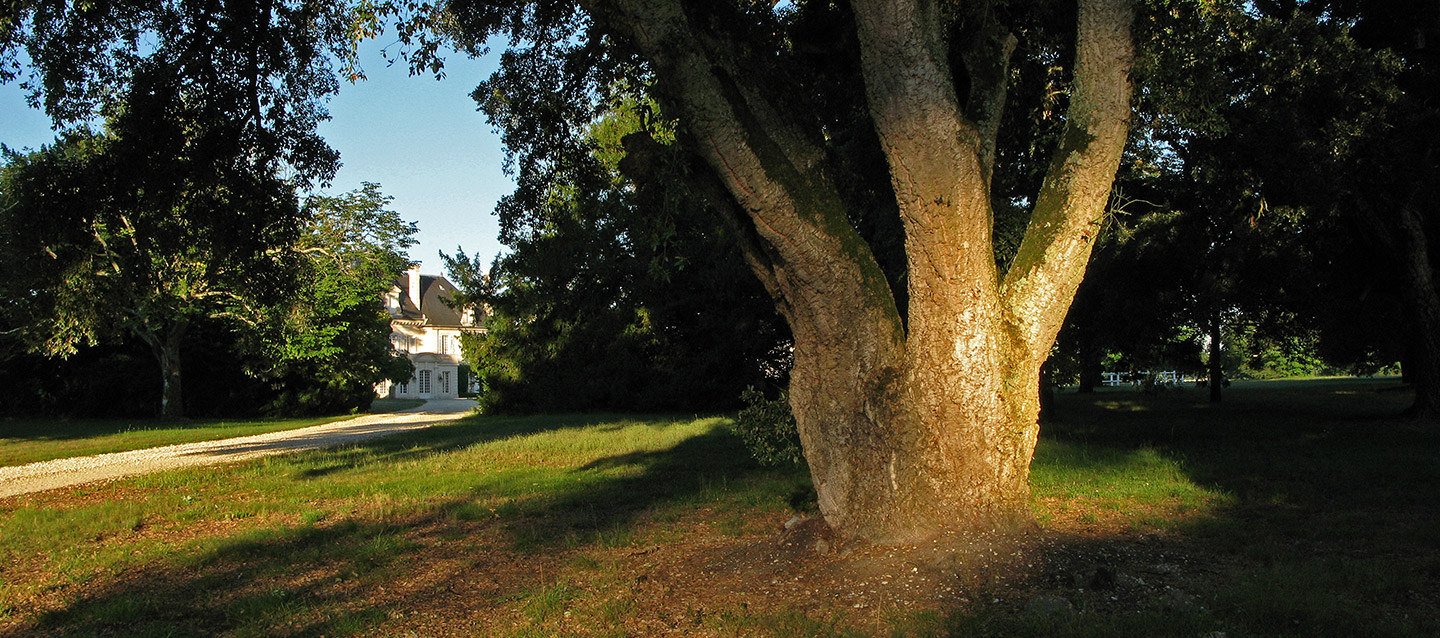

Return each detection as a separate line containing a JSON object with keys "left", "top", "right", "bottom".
{"left": 385, "top": 289, "right": 402, "bottom": 316}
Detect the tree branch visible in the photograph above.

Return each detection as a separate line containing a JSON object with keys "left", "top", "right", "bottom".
{"left": 850, "top": 0, "right": 1009, "bottom": 338}
{"left": 1000, "top": 0, "right": 1134, "bottom": 359}
{"left": 585, "top": 0, "right": 902, "bottom": 343}
{"left": 958, "top": 22, "right": 1018, "bottom": 185}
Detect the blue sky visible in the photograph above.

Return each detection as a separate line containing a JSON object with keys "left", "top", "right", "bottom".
{"left": 0, "top": 42, "right": 512, "bottom": 278}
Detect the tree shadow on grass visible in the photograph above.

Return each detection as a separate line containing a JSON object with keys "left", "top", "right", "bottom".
{"left": 274, "top": 412, "right": 670, "bottom": 479}
{"left": 499, "top": 426, "right": 786, "bottom": 550}
{"left": 1045, "top": 380, "right": 1440, "bottom": 535}
{"left": 16, "top": 413, "right": 802, "bottom": 636}
{"left": 992, "top": 379, "right": 1440, "bottom": 638}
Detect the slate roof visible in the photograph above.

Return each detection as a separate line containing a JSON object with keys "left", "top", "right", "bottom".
{"left": 392, "top": 273, "right": 468, "bottom": 327}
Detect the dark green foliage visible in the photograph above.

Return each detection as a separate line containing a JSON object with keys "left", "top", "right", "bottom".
{"left": 731, "top": 387, "right": 802, "bottom": 467}
{"left": 0, "top": 148, "right": 416, "bottom": 418}
{"left": 1054, "top": 1, "right": 1417, "bottom": 396}
{"left": 0, "top": 121, "right": 305, "bottom": 418}
{"left": 0, "top": 2, "right": 419, "bottom": 418}
{"left": 1, "top": 0, "right": 346, "bottom": 186}
{"left": 444, "top": 98, "right": 790, "bottom": 414}
{"left": 0, "top": 0, "right": 355, "bottom": 417}
{"left": 248, "top": 184, "right": 418, "bottom": 416}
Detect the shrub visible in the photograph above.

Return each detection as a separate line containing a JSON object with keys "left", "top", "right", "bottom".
{"left": 732, "top": 386, "right": 804, "bottom": 467}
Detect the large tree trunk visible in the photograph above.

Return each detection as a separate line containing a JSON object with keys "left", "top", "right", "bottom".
{"left": 1395, "top": 203, "right": 1440, "bottom": 419}
{"left": 592, "top": 0, "right": 1133, "bottom": 544}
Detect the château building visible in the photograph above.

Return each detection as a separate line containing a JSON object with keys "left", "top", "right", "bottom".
{"left": 375, "top": 265, "right": 484, "bottom": 399}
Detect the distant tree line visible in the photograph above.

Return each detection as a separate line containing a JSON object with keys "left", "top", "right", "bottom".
{"left": 0, "top": 1, "right": 413, "bottom": 418}
{"left": 1047, "top": 0, "right": 1437, "bottom": 406}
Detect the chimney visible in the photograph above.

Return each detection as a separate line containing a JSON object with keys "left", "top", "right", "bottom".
{"left": 407, "top": 264, "right": 422, "bottom": 312}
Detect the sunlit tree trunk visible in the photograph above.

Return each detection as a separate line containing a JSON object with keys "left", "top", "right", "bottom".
{"left": 592, "top": 0, "right": 1133, "bottom": 543}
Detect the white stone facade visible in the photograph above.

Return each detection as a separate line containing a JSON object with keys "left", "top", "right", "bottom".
{"left": 375, "top": 265, "right": 484, "bottom": 400}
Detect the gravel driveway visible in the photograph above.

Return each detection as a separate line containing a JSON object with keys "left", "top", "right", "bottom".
{"left": 0, "top": 398, "right": 477, "bottom": 499}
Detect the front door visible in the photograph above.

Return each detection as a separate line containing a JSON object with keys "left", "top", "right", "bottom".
{"left": 418, "top": 369, "right": 432, "bottom": 399}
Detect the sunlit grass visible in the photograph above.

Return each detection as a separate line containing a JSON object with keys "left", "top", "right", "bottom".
{"left": 0, "top": 414, "right": 810, "bottom": 635}
{"left": 1030, "top": 440, "right": 1228, "bottom": 531}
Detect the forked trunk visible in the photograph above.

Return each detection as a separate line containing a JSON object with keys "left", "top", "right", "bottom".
{"left": 591, "top": 0, "right": 1133, "bottom": 544}
{"left": 788, "top": 337, "right": 1043, "bottom": 542}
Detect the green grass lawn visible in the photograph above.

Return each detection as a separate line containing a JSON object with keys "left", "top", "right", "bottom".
{"left": 0, "top": 379, "right": 1435, "bottom": 637}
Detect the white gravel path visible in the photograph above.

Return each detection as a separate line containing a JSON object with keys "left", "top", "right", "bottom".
{"left": 0, "top": 398, "right": 477, "bottom": 499}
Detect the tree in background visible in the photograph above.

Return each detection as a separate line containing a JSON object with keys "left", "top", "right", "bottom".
{"left": 1, "top": 2, "right": 422, "bottom": 418}
{"left": 1301, "top": 0, "right": 1440, "bottom": 417}
{"left": 0, "top": 150, "right": 420, "bottom": 419}
{"left": 0, "top": 125, "right": 302, "bottom": 419}
{"left": 443, "top": 100, "right": 790, "bottom": 413}
{"left": 1, "top": 0, "right": 345, "bottom": 183}
{"left": 252, "top": 183, "right": 418, "bottom": 415}
{"left": 1056, "top": 0, "right": 1409, "bottom": 403}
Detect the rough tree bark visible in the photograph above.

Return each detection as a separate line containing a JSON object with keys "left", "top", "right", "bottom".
{"left": 590, "top": 0, "right": 1134, "bottom": 544}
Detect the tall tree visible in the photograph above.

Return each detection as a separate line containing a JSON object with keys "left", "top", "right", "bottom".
{"left": 417, "top": 0, "right": 1137, "bottom": 543}
{"left": 3, "top": 0, "right": 354, "bottom": 418}
{"left": 1140, "top": 0, "right": 1429, "bottom": 411}
{"left": 0, "top": 126, "right": 301, "bottom": 419}
{"left": 253, "top": 183, "right": 419, "bottom": 415}
{"left": 1064, "top": 0, "right": 1406, "bottom": 405}
{"left": 1318, "top": 0, "right": 1440, "bottom": 417}
{"left": 1, "top": 0, "right": 345, "bottom": 184}
{"left": 442, "top": 99, "right": 790, "bottom": 413}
